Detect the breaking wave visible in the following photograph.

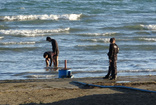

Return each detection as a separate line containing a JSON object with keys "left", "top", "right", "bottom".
{"left": 81, "top": 38, "right": 110, "bottom": 43}
{"left": 0, "top": 41, "right": 35, "bottom": 45}
{"left": 0, "top": 14, "right": 82, "bottom": 21}
{"left": 0, "top": 28, "right": 70, "bottom": 36}
{"left": 140, "top": 24, "right": 156, "bottom": 30}
{"left": 25, "top": 75, "right": 56, "bottom": 79}
{"left": 139, "top": 38, "right": 156, "bottom": 42}
{"left": 79, "top": 32, "right": 117, "bottom": 36}
{"left": 118, "top": 69, "right": 156, "bottom": 73}
{"left": 0, "top": 36, "right": 4, "bottom": 39}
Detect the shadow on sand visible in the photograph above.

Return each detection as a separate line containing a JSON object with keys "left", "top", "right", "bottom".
{"left": 20, "top": 92, "right": 156, "bottom": 105}
{"left": 20, "top": 82, "right": 156, "bottom": 105}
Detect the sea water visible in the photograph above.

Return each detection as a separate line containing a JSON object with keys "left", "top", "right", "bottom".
{"left": 0, "top": 0, "right": 156, "bottom": 80}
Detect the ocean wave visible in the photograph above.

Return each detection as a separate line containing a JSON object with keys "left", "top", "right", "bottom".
{"left": 0, "top": 41, "right": 35, "bottom": 45}
{"left": 0, "top": 25, "right": 9, "bottom": 30}
{"left": 0, "top": 36, "right": 4, "bottom": 39}
{"left": 79, "top": 32, "right": 117, "bottom": 36}
{"left": 118, "top": 69, "right": 156, "bottom": 73}
{"left": 81, "top": 38, "right": 110, "bottom": 43}
{"left": 25, "top": 75, "right": 56, "bottom": 79}
{"left": 77, "top": 44, "right": 104, "bottom": 47}
{"left": 0, "top": 28, "right": 70, "bottom": 36}
{"left": 76, "top": 44, "right": 106, "bottom": 50}
{"left": 139, "top": 38, "right": 156, "bottom": 42}
{"left": 0, "top": 14, "right": 82, "bottom": 21}
{"left": 0, "top": 47, "right": 38, "bottom": 51}
{"left": 123, "top": 25, "right": 143, "bottom": 30}
{"left": 140, "top": 24, "right": 156, "bottom": 30}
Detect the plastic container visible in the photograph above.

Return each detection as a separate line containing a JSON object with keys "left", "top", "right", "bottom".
{"left": 58, "top": 70, "right": 67, "bottom": 78}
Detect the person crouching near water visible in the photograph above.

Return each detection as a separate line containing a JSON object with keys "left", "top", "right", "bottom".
{"left": 103, "top": 38, "right": 119, "bottom": 80}
{"left": 43, "top": 51, "right": 53, "bottom": 67}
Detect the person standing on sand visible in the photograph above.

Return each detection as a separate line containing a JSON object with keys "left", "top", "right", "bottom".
{"left": 103, "top": 38, "right": 119, "bottom": 80}
{"left": 46, "top": 37, "right": 59, "bottom": 67}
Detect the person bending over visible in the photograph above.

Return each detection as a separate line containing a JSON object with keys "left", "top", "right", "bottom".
{"left": 46, "top": 37, "right": 59, "bottom": 67}
{"left": 43, "top": 51, "right": 53, "bottom": 67}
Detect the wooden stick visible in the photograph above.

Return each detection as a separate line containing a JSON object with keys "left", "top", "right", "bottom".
{"left": 65, "top": 60, "right": 67, "bottom": 69}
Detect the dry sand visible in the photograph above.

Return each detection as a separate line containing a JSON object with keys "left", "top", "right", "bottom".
{"left": 0, "top": 75, "right": 156, "bottom": 105}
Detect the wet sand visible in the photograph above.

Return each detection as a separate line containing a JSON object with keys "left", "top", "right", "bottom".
{"left": 0, "top": 75, "right": 156, "bottom": 105}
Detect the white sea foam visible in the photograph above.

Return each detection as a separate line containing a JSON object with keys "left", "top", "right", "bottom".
{"left": 140, "top": 24, "right": 156, "bottom": 30}
{"left": 82, "top": 38, "right": 110, "bottom": 43}
{"left": 91, "top": 38, "right": 110, "bottom": 42}
{"left": 77, "top": 44, "right": 103, "bottom": 47}
{"left": 75, "top": 32, "right": 117, "bottom": 37}
{"left": 1, "top": 14, "right": 82, "bottom": 21}
{"left": 26, "top": 75, "right": 55, "bottom": 78}
{"left": 0, "top": 28, "right": 70, "bottom": 36}
{"left": 139, "top": 38, "right": 156, "bottom": 42}
{"left": 0, "top": 36, "right": 4, "bottom": 39}
{"left": 1, "top": 42, "right": 35, "bottom": 45}
{"left": 84, "top": 32, "right": 116, "bottom": 36}
{"left": 119, "top": 69, "right": 156, "bottom": 73}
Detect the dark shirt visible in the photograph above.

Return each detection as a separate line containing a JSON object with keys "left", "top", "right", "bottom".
{"left": 45, "top": 51, "right": 53, "bottom": 66}
{"left": 45, "top": 51, "right": 53, "bottom": 59}
{"left": 108, "top": 43, "right": 119, "bottom": 60}
{"left": 50, "top": 39, "right": 59, "bottom": 56}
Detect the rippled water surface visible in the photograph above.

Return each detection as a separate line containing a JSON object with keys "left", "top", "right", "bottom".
{"left": 0, "top": 0, "right": 156, "bottom": 80}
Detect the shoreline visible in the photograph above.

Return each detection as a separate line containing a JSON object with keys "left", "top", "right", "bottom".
{"left": 0, "top": 75, "right": 156, "bottom": 105}
{"left": 0, "top": 74, "right": 155, "bottom": 82}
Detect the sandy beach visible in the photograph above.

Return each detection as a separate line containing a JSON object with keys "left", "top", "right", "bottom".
{"left": 0, "top": 75, "right": 156, "bottom": 105}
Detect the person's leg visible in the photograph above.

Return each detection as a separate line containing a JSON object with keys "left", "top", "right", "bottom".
{"left": 103, "top": 62, "right": 112, "bottom": 79}
{"left": 110, "top": 60, "right": 117, "bottom": 80}
{"left": 53, "top": 56, "right": 58, "bottom": 67}
{"left": 114, "top": 61, "right": 117, "bottom": 76}
{"left": 45, "top": 58, "right": 49, "bottom": 67}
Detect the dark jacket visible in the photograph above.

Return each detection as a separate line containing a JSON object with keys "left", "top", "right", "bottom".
{"left": 45, "top": 51, "right": 53, "bottom": 66}
{"left": 45, "top": 51, "right": 53, "bottom": 59}
{"left": 50, "top": 39, "right": 59, "bottom": 56}
{"left": 108, "top": 43, "right": 119, "bottom": 60}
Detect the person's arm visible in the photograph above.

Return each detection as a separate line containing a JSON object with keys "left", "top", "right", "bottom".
{"left": 49, "top": 58, "right": 52, "bottom": 67}
{"left": 45, "top": 58, "right": 49, "bottom": 67}
{"left": 108, "top": 44, "right": 114, "bottom": 62}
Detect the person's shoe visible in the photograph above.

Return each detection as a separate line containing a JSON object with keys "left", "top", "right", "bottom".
{"left": 103, "top": 75, "right": 109, "bottom": 79}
